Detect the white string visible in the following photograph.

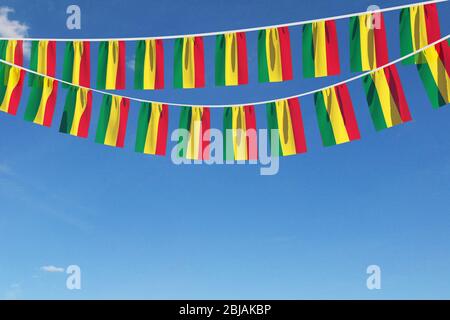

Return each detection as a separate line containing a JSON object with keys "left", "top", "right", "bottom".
{"left": 0, "top": 0, "right": 447, "bottom": 41}
{"left": 0, "top": 35, "right": 448, "bottom": 108}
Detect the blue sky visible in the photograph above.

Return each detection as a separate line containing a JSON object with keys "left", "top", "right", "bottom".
{"left": 0, "top": 0, "right": 449, "bottom": 299}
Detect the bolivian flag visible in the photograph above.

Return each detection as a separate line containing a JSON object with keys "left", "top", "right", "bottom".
{"left": 0, "top": 40, "right": 24, "bottom": 115}
{"left": 303, "top": 20, "right": 340, "bottom": 78}
{"left": 63, "top": 41, "right": 91, "bottom": 87}
{"left": 174, "top": 37, "right": 205, "bottom": 89}
{"left": 95, "top": 95, "right": 130, "bottom": 148}
{"left": 24, "top": 77, "right": 58, "bottom": 127}
{"left": 134, "top": 39, "right": 164, "bottom": 90}
{"left": 258, "top": 27, "right": 293, "bottom": 82}
{"left": 417, "top": 41, "right": 449, "bottom": 108}
{"left": 362, "top": 65, "right": 412, "bottom": 131}
{"left": 223, "top": 106, "right": 257, "bottom": 161}
{"left": 400, "top": 3, "right": 441, "bottom": 64}
{"left": 59, "top": 87, "right": 92, "bottom": 138}
{"left": 215, "top": 32, "right": 248, "bottom": 86}
{"left": 178, "top": 107, "right": 210, "bottom": 160}
{"left": 266, "top": 98, "right": 307, "bottom": 156}
{"left": 29, "top": 40, "right": 56, "bottom": 87}
{"left": 135, "top": 102, "right": 169, "bottom": 156}
{"left": 350, "top": 12, "right": 389, "bottom": 72}
{"left": 97, "top": 41, "right": 126, "bottom": 90}
{"left": 314, "top": 84, "right": 360, "bottom": 147}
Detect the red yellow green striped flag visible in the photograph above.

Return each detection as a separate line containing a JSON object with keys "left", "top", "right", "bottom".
{"left": 215, "top": 32, "right": 248, "bottom": 86}
{"left": 303, "top": 20, "right": 340, "bottom": 78}
{"left": 178, "top": 107, "right": 210, "bottom": 160}
{"left": 0, "top": 40, "right": 24, "bottom": 115}
{"left": 29, "top": 41, "right": 56, "bottom": 87}
{"left": 258, "top": 27, "right": 293, "bottom": 83}
{"left": 97, "top": 41, "right": 126, "bottom": 90}
{"left": 59, "top": 87, "right": 92, "bottom": 138}
{"left": 362, "top": 65, "right": 412, "bottom": 131}
{"left": 314, "top": 84, "right": 360, "bottom": 147}
{"left": 266, "top": 98, "right": 307, "bottom": 156}
{"left": 24, "top": 77, "right": 58, "bottom": 127}
{"left": 400, "top": 3, "right": 441, "bottom": 65}
{"left": 223, "top": 106, "right": 257, "bottom": 161}
{"left": 95, "top": 95, "right": 130, "bottom": 148}
{"left": 417, "top": 41, "right": 449, "bottom": 108}
{"left": 174, "top": 37, "right": 205, "bottom": 89}
{"left": 134, "top": 39, "right": 164, "bottom": 90}
{"left": 350, "top": 12, "right": 389, "bottom": 72}
{"left": 135, "top": 103, "right": 169, "bottom": 156}
{"left": 63, "top": 41, "right": 91, "bottom": 87}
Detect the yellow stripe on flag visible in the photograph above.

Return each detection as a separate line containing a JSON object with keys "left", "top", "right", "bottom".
{"left": 359, "top": 14, "right": 377, "bottom": 71}
{"left": 70, "top": 88, "right": 89, "bottom": 136}
{"left": 5, "top": 40, "right": 17, "bottom": 63}
{"left": 186, "top": 107, "right": 203, "bottom": 160}
{"left": 232, "top": 106, "right": 248, "bottom": 161}
{"left": 225, "top": 33, "right": 239, "bottom": 86}
{"left": 275, "top": 100, "right": 297, "bottom": 156}
{"left": 323, "top": 87, "right": 350, "bottom": 144}
{"left": 313, "top": 22, "right": 328, "bottom": 77}
{"left": 265, "top": 28, "right": 283, "bottom": 82}
{"left": 182, "top": 38, "right": 196, "bottom": 89}
{"left": 143, "top": 40, "right": 157, "bottom": 89}
{"left": 409, "top": 6, "right": 429, "bottom": 52}
{"left": 33, "top": 78, "right": 54, "bottom": 125}
{"left": 144, "top": 103, "right": 163, "bottom": 155}
{"left": 0, "top": 67, "right": 21, "bottom": 113}
{"left": 423, "top": 46, "right": 450, "bottom": 104}
{"left": 105, "top": 41, "right": 120, "bottom": 89}
{"left": 37, "top": 41, "right": 49, "bottom": 75}
{"left": 104, "top": 96, "right": 122, "bottom": 146}
{"left": 372, "top": 70, "right": 402, "bottom": 127}
{"left": 72, "top": 41, "right": 84, "bottom": 85}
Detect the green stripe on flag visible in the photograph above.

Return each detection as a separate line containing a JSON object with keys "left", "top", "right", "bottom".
{"left": 350, "top": 17, "right": 363, "bottom": 72}
{"left": 302, "top": 24, "right": 315, "bottom": 78}
{"left": 135, "top": 102, "right": 152, "bottom": 153}
{"left": 215, "top": 35, "right": 226, "bottom": 86}
{"left": 97, "top": 41, "right": 108, "bottom": 89}
{"left": 59, "top": 87, "right": 78, "bottom": 134}
{"left": 399, "top": 9, "right": 415, "bottom": 65}
{"left": 417, "top": 61, "right": 447, "bottom": 108}
{"left": 258, "top": 30, "right": 269, "bottom": 83}
{"left": 362, "top": 74, "right": 388, "bottom": 131}
{"left": 314, "top": 91, "right": 337, "bottom": 146}
{"left": 134, "top": 40, "right": 146, "bottom": 89}
{"left": 95, "top": 95, "right": 112, "bottom": 144}
{"left": 0, "top": 41, "right": 9, "bottom": 86}
{"left": 223, "top": 108, "right": 234, "bottom": 161}
{"left": 62, "top": 42, "right": 75, "bottom": 88}
{"left": 28, "top": 41, "right": 40, "bottom": 87}
{"left": 173, "top": 38, "right": 184, "bottom": 89}
{"left": 24, "top": 80, "right": 45, "bottom": 122}
{"left": 266, "top": 103, "right": 281, "bottom": 157}
{"left": 178, "top": 106, "right": 192, "bottom": 157}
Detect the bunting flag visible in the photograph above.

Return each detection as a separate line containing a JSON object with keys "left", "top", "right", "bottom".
{"left": 24, "top": 77, "right": 58, "bottom": 127}
{"left": 135, "top": 102, "right": 169, "bottom": 156}
{"left": 0, "top": 40, "right": 23, "bottom": 67}
{"left": 29, "top": 40, "right": 56, "bottom": 87}
{"left": 97, "top": 41, "right": 126, "bottom": 90}
{"left": 417, "top": 41, "right": 449, "bottom": 108}
{"left": 0, "top": 66, "right": 24, "bottom": 115}
{"left": 303, "top": 20, "right": 340, "bottom": 78}
{"left": 362, "top": 65, "right": 412, "bottom": 131}
{"left": 95, "top": 95, "right": 130, "bottom": 148}
{"left": 63, "top": 41, "right": 91, "bottom": 87}
{"left": 314, "top": 84, "right": 360, "bottom": 146}
{"left": 178, "top": 107, "right": 210, "bottom": 160}
{"left": 134, "top": 39, "right": 164, "bottom": 90}
{"left": 59, "top": 86, "right": 93, "bottom": 138}
{"left": 174, "top": 37, "right": 205, "bottom": 89}
{"left": 223, "top": 106, "right": 257, "bottom": 161}
{"left": 350, "top": 12, "right": 389, "bottom": 72}
{"left": 258, "top": 27, "right": 293, "bottom": 83}
{"left": 215, "top": 32, "right": 248, "bottom": 86}
{"left": 266, "top": 98, "right": 307, "bottom": 156}
{"left": 400, "top": 3, "right": 441, "bottom": 65}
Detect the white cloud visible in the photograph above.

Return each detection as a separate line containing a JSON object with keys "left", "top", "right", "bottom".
{"left": 127, "top": 57, "right": 135, "bottom": 71}
{"left": 41, "top": 265, "right": 65, "bottom": 273}
{"left": 0, "top": 7, "right": 30, "bottom": 57}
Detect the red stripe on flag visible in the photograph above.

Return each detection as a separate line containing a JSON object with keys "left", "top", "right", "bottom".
{"left": 278, "top": 27, "right": 293, "bottom": 81}
{"left": 287, "top": 98, "right": 307, "bottom": 154}
{"left": 47, "top": 41, "right": 56, "bottom": 77}
{"left": 325, "top": 20, "right": 340, "bottom": 76}
{"left": 194, "top": 37, "right": 205, "bottom": 88}
{"left": 155, "top": 104, "right": 169, "bottom": 156}
{"left": 237, "top": 32, "right": 249, "bottom": 85}
{"left": 435, "top": 41, "right": 450, "bottom": 75}
{"left": 201, "top": 108, "right": 210, "bottom": 160}
{"left": 115, "top": 41, "right": 126, "bottom": 89}
{"left": 8, "top": 70, "right": 25, "bottom": 116}
{"left": 384, "top": 65, "right": 412, "bottom": 122}
{"left": 424, "top": 4, "right": 441, "bottom": 43}
{"left": 14, "top": 41, "right": 23, "bottom": 66}
{"left": 116, "top": 98, "right": 130, "bottom": 148}
{"left": 42, "top": 81, "right": 58, "bottom": 127}
{"left": 244, "top": 105, "right": 257, "bottom": 160}
{"left": 77, "top": 91, "right": 92, "bottom": 138}
{"left": 334, "top": 84, "right": 360, "bottom": 141}
{"left": 373, "top": 12, "right": 389, "bottom": 67}
{"left": 79, "top": 42, "right": 91, "bottom": 87}
{"left": 155, "top": 40, "right": 164, "bottom": 89}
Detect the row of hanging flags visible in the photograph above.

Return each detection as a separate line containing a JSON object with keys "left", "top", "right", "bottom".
{"left": 0, "top": 2, "right": 449, "bottom": 161}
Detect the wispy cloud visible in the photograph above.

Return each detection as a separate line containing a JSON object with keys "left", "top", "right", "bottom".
{"left": 0, "top": 7, "right": 30, "bottom": 57}
{"left": 127, "top": 57, "right": 135, "bottom": 71}
{"left": 4, "top": 283, "right": 22, "bottom": 300}
{"left": 41, "top": 265, "right": 65, "bottom": 273}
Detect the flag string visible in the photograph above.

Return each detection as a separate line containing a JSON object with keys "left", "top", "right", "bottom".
{"left": 0, "top": 35, "right": 448, "bottom": 108}
{"left": 0, "top": 0, "right": 446, "bottom": 42}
